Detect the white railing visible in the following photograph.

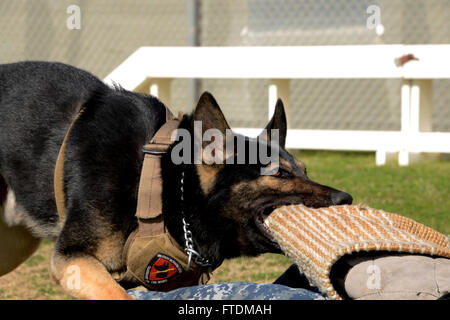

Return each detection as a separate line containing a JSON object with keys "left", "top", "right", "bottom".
{"left": 104, "top": 45, "right": 450, "bottom": 166}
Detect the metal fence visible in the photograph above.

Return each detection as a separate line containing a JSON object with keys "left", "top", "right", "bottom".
{"left": 0, "top": 0, "right": 448, "bottom": 131}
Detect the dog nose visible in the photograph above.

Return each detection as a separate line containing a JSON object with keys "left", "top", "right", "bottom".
{"left": 331, "top": 191, "right": 353, "bottom": 205}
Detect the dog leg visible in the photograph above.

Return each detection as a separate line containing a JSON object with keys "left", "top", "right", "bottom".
{"left": 0, "top": 176, "right": 41, "bottom": 276}
{"left": 0, "top": 210, "right": 41, "bottom": 276}
{"left": 50, "top": 252, "right": 132, "bottom": 300}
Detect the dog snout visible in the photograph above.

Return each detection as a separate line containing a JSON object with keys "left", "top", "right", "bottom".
{"left": 331, "top": 191, "right": 353, "bottom": 205}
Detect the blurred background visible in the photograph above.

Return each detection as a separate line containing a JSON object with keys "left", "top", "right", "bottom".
{"left": 0, "top": 0, "right": 449, "bottom": 130}
{"left": 0, "top": 0, "right": 449, "bottom": 299}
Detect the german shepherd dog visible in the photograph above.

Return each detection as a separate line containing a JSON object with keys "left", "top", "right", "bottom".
{"left": 0, "top": 61, "right": 352, "bottom": 299}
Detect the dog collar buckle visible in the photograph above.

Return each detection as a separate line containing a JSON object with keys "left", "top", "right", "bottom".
{"left": 142, "top": 148, "right": 167, "bottom": 155}
{"left": 142, "top": 142, "right": 171, "bottom": 155}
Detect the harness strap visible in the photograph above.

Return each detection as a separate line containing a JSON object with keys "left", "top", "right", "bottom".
{"left": 135, "top": 111, "right": 182, "bottom": 220}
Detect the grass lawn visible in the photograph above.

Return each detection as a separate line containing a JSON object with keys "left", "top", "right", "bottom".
{"left": 1, "top": 150, "right": 449, "bottom": 299}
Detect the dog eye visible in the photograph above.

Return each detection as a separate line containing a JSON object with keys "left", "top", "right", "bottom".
{"left": 272, "top": 168, "right": 290, "bottom": 178}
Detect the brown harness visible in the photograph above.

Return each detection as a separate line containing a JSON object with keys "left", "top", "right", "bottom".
{"left": 54, "top": 107, "right": 212, "bottom": 292}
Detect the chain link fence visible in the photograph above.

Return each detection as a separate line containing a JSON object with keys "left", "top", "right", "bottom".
{"left": 0, "top": 0, "right": 448, "bottom": 131}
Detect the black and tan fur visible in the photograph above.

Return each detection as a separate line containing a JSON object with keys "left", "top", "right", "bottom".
{"left": 0, "top": 61, "right": 352, "bottom": 299}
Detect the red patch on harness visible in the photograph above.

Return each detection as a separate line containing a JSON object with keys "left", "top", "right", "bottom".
{"left": 144, "top": 253, "right": 183, "bottom": 284}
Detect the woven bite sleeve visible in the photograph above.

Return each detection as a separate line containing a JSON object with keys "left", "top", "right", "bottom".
{"left": 265, "top": 204, "right": 450, "bottom": 299}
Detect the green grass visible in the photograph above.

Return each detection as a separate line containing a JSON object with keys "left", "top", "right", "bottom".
{"left": 24, "top": 254, "right": 45, "bottom": 267}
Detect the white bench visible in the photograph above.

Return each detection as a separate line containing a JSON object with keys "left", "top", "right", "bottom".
{"left": 104, "top": 45, "right": 450, "bottom": 166}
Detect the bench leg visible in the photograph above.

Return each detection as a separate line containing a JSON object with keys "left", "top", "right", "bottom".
{"left": 399, "top": 81, "right": 411, "bottom": 166}
{"left": 375, "top": 150, "right": 387, "bottom": 166}
{"left": 133, "top": 78, "right": 173, "bottom": 107}
{"left": 399, "top": 79, "right": 433, "bottom": 166}
{"left": 410, "top": 79, "right": 432, "bottom": 133}
{"left": 150, "top": 78, "right": 172, "bottom": 107}
{"left": 269, "top": 79, "right": 290, "bottom": 121}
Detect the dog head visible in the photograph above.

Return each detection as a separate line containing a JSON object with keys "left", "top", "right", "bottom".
{"left": 163, "top": 92, "right": 352, "bottom": 262}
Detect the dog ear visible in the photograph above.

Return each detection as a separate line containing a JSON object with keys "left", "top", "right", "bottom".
{"left": 260, "top": 98, "right": 287, "bottom": 147}
{"left": 193, "top": 92, "right": 231, "bottom": 166}
{"left": 193, "top": 91, "right": 230, "bottom": 134}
